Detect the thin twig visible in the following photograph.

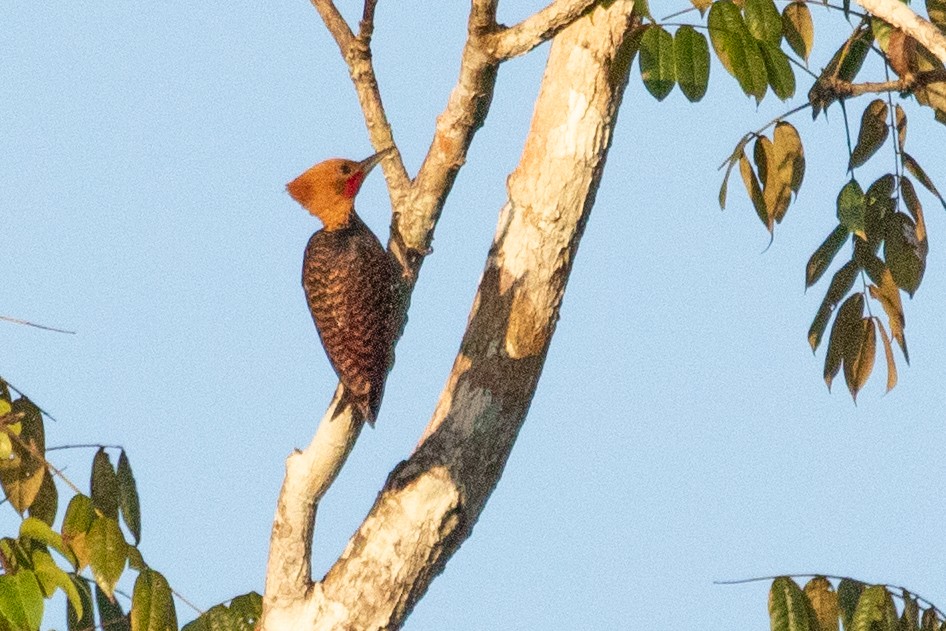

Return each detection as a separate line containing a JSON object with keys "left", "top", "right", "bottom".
{"left": 47, "top": 443, "right": 125, "bottom": 452}
{"left": 3, "top": 379, "right": 61, "bottom": 423}
{"left": 0, "top": 315, "right": 75, "bottom": 334}
{"left": 359, "top": 0, "right": 378, "bottom": 41}
{"left": 308, "top": 0, "right": 354, "bottom": 53}
{"left": 716, "top": 573, "right": 946, "bottom": 619}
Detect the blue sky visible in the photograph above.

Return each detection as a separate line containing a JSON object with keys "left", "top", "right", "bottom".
{"left": 3, "top": 2, "right": 946, "bottom": 629}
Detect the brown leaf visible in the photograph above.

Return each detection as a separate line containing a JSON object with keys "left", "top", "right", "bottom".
{"left": 782, "top": 2, "right": 814, "bottom": 62}
{"left": 775, "top": 122, "right": 805, "bottom": 196}
{"left": 900, "top": 176, "right": 927, "bottom": 243}
{"left": 755, "top": 134, "right": 794, "bottom": 224}
{"left": 874, "top": 318, "right": 898, "bottom": 393}
{"left": 0, "top": 399, "right": 46, "bottom": 514}
{"left": 868, "top": 267, "right": 907, "bottom": 362}
{"left": 740, "top": 150, "right": 771, "bottom": 230}
{"left": 887, "top": 28, "right": 918, "bottom": 77}
{"left": 895, "top": 104, "right": 907, "bottom": 152}
{"left": 691, "top": 0, "right": 713, "bottom": 15}
{"left": 804, "top": 577, "right": 840, "bottom": 631}
{"left": 903, "top": 152, "right": 945, "bottom": 208}
{"left": 843, "top": 316, "right": 876, "bottom": 401}
{"left": 719, "top": 134, "right": 753, "bottom": 209}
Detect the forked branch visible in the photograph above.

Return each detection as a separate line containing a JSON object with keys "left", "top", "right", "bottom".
{"left": 483, "top": 0, "right": 602, "bottom": 60}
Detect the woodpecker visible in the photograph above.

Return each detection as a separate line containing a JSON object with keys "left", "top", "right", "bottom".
{"left": 287, "top": 148, "right": 398, "bottom": 425}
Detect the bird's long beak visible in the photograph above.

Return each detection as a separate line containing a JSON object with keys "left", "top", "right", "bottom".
{"left": 357, "top": 147, "right": 396, "bottom": 175}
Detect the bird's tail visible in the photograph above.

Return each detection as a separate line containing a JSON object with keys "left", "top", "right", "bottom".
{"left": 331, "top": 384, "right": 383, "bottom": 427}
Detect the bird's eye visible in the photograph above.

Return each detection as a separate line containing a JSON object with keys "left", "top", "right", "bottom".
{"left": 339, "top": 164, "right": 352, "bottom": 175}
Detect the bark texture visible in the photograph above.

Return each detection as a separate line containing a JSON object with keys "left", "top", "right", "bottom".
{"left": 260, "top": 1, "right": 639, "bottom": 628}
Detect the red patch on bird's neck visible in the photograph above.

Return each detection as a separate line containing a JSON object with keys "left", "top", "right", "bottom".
{"left": 344, "top": 172, "right": 366, "bottom": 198}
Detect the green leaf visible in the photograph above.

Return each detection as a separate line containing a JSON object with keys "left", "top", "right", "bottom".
{"left": 837, "top": 179, "right": 866, "bottom": 238}
{"left": 20, "top": 516, "right": 77, "bottom": 568}
{"left": 117, "top": 450, "right": 141, "bottom": 545}
{"left": 809, "top": 259, "right": 858, "bottom": 352}
{"left": 62, "top": 494, "right": 95, "bottom": 571}
{"left": 759, "top": 42, "right": 795, "bottom": 100}
{"left": 804, "top": 577, "right": 839, "bottom": 631}
{"left": 849, "top": 100, "right": 890, "bottom": 170}
{"left": 87, "top": 516, "right": 128, "bottom": 599}
{"left": 639, "top": 26, "right": 675, "bottom": 101}
{"left": 96, "top": 583, "right": 131, "bottom": 631}
{"left": 806, "top": 225, "right": 849, "bottom": 288}
{"left": 228, "top": 592, "right": 263, "bottom": 628}
{"left": 708, "top": 1, "right": 769, "bottom": 101}
{"left": 27, "top": 469, "right": 57, "bottom": 527}
{"left": 0, "top": 398, "right": 46, "bottom": 514}
{"left": 824, "top": 293, "right": 863, "bottom": 390}
{"left": 745, "top": 0, "right": 782, "bottom": 46}
{"left": 809, "top": 23, "right": 872, "bottom": 118}
{"left": 127, "top": 546, "right": 147, "bottom": 573}
{"left": 901, "top": 590, "right": 920, "bottom": 631}
{"left": 864, "top": 174, "right": 896, "bottom": 251}
{"left": 884, "top": 212, "right": 927, "bottom": 296}
{"left": 782, "top": 2, "right": 814, "bottom": 62}
{"left": 851, "top": 585, "right": 898, "bottom": 631}
{"left": 131, "top": 569, "right": 177, "bottom": 631}
{"left": 30, "top": 547, "right": 79, "bottom": 612}
{"left": 769, "top": 576, "right": 812, "bottom": 631}
{"left": 674, "top": 26, "right": 710, "bottom": 102}
{"left": 0, "top": 571, "right": 44, "bottom": 631}
{"left": 67, "top": 574, "right": 94, "bottom": 631}
{"left": 92, "top": 448, "right": 119, "bottom": 520}
{"left": 181, "top": 592, "right": 262, "bottom": 631}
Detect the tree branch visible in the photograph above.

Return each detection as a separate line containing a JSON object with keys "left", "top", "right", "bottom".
{"left": 309, "top": 0, "right": 410, "bottom": 197}
{"left": 262, "top": 0, "right": 505, "bottom": 624}
{"left": 302, "top": 4, "right": 638, "bottom": 628}
{"left": 818, "top": 69, "right": 946, "bottom": 98}
{"left": 483, "top": 0, "right": 602, "bottom": 60}
{"left": 262, "top": 387, "right": 363, "bottom": 614}
{"left": 855, "top": 0, "right": 946, "bottom": 64}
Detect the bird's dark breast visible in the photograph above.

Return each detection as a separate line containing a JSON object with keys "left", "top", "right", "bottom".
{"left": 302, "top": 219, "right": 397, "bottom": 420}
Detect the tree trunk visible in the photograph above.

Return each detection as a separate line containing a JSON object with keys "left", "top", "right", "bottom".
{"left": 259, "top": 2, "right": 638, "bottom": 628}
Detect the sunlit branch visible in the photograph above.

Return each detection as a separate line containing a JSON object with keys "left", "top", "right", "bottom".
{"left": 484, "top": 0, "right": 600, "bottom": 60}
{"left": 855, "top": 0, "right": 946, "bottom": 64}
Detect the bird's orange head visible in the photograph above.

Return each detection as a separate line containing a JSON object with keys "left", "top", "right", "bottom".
{"left": 287, "top": 148, "right": 393, "bottom": 231}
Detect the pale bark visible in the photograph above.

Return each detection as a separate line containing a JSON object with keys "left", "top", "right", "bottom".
{"left": 855, "top": 0, "right": 946, "bottom": 64}
{"left": 261, "top": 0, "right": 639, "bottom": 628}
{"left": 262, "top": 0, "right": 506, "bottom": 615}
